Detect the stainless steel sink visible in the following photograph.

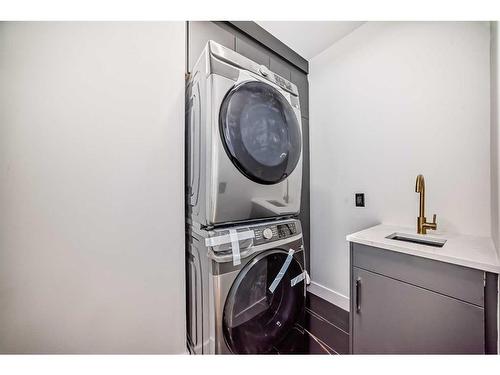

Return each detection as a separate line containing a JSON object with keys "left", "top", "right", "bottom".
{"left": 386, "top": 232, "right": 447, "bottom": 248}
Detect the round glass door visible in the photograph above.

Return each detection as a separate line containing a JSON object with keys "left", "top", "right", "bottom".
{"left": 219, "top": 81, "right": 302, "bottom": 185}
{"left": 223, "top": 250, "right": 305, "bottom": 354}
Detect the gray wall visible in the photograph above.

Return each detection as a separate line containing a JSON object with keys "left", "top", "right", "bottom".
{"left": 187, "top": 21, "right": 310, "bottom": 271}
{"left": 0, "top": 22, "right": 186, "bottom": 353}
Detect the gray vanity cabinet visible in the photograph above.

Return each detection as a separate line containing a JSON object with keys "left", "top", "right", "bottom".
{"left": 351, "top": 267, "right": 484, "bottom": 354}
{"left": 349, "top": 243, "right": 498, "bottom": 354}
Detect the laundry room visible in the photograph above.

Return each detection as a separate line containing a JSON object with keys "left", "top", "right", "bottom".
{"left": 1, "top": 1, "right": 500, "bottom": 373}
{"left": 185, "top": 20, "right": 498, "bottom": 355}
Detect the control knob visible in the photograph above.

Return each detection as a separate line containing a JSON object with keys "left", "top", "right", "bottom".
{"left": 262, "top": 228, "right": 273, "bottom": 240}
{"left": 259, "top": 65, "right": 269, "bottom": 77}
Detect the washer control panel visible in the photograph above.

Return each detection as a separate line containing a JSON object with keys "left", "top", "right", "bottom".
{"left": 274, "top": 74, "right": 293, "bottom": 92}
{"left": 253, "top": 222, "right": 298, "bottom": 244}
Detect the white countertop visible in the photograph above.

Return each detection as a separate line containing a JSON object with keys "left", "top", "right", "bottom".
{"left": 346, "top": 224, "right": 500, "bottom": 274}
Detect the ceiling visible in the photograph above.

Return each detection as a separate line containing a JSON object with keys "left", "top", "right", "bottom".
{"left": 256, "top": 21, "right": 365, "bottom": 60}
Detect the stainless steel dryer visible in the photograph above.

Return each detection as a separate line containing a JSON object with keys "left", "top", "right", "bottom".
{"left": 186, "top": 41, "right": 303, "bottom": 228}
{"left": 186, "top": 218, "right": 307, "bottom": 354}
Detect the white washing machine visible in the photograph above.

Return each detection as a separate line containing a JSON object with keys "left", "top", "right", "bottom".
{"left": 186, "top": 218, "right": 307, "bottom": 354}
{"left": 186, "top": 41, "right": 303, "bottom": 228}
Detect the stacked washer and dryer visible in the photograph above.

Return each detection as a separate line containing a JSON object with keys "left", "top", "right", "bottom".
{"left": 186, "top": 41, "right": 308, "bottom": 354}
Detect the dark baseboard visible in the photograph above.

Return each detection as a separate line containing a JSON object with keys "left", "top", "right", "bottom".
{"left": 306, "top": 292, "right": 349, "bottom": 332}
{"left": 304, "top": 291, "right": 350, "bottom": 354}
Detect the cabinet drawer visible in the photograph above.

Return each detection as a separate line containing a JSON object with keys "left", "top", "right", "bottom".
{"left": 351, "top": 243, "right": 484, "bottom": 306}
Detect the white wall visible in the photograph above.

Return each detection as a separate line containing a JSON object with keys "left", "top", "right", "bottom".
{"left": 0, "top": 22, "right": 186, "bottom": 353}
{"left": 309, "top": 22, "right": 491, "bottom": 306}
{"left": 256, "top": 21, "right": 365, "bottom": 60}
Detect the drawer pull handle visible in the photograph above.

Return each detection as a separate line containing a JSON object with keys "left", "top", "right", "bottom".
{"left": 356, "top": 277, "right": 362, "bottom": 313}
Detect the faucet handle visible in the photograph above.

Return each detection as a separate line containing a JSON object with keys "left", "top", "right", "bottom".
{"left": 431, "top": 214, "right": 437, "bottom": 229}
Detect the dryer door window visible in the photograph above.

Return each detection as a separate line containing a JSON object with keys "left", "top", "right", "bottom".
{"left": 223, "top": 249, "right": 305, "bottom": 354}
{"left": 219, "top": 81, "right": 301, "bottom": 185}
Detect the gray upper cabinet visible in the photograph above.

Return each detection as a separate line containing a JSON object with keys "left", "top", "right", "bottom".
{"left": 270, "top": 54, "right": 292, "bottom": 80}
{"left": 188, "top": 22, "right": 235, "bottom": 72}
{"left": 352, "top": 267, "right": 484, "bottom": 354}
{"left": 235, "top": 36, "right": 270, "bottom": 68}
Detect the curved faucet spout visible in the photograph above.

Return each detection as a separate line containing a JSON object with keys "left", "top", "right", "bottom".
{"left": 415, "top": 174, "right": 436, "bottom": 234}
{"left": 415, "top": 174, "right": 425, "bottom": 219}
{"left": 415, "top": 174, "right": 425, "bottom": 193}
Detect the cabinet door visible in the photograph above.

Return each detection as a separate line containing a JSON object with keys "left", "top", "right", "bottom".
{"left": 352, "top": 267, "right": 484, "bottom": 354}
{"left": 235, "top": 36, "right": 270, "bottom": 68}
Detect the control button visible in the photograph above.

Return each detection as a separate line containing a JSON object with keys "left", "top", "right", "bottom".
{"left": 259, "top": 65, "right": 269, "bottom": 77}
{"left": 262, "top": 228, "right": 273, "bottom": 240}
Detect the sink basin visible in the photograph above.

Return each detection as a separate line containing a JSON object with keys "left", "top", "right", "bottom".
{"left": 386, "top": 232, "right": 447, "bottom": 248}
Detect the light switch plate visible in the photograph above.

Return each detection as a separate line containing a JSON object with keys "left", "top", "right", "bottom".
{"left": 355, "top": 193, "right": 365, "bottom": 207}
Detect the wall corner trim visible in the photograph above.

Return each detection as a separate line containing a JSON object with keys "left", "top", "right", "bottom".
{"left": 307, "top": 281, "right": 350, "bottom": 312}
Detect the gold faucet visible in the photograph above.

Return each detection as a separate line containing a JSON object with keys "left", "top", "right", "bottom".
{"left": 415, "top": 174, "right": 437, "bottom": 234}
